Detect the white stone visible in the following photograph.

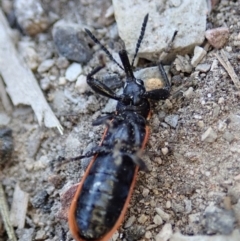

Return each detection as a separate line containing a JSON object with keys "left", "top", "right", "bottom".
{"left": 155, "top": 207, "right": 170, "bottom": 221}
{"left": 112, "top": 0, "right": 207, "bottom": 62}
{"left": 65, "top": 63, "right": 82, "bottom": 82}
{"left": 153, "top": 215, "right": 163, "bottom": 225}
{"left": 59, "top": 76, "right": 67, "bottom": 85}
{"left": 191, "top": 46, "right": 207, "bottom": 67}
{"left": 75, "top": 75, "right": 88, "bottom": 93}
{"left": 161, "top": 147, "right": 169, "bottom": 155}
{"left": 155, "top": 223, "right": 173, "bottom": 241}
{"left": 183, "top": 87, "right": 194, "bottom": 99}
{"left": 37, "top": 59, "right": 55, "bottom": 73}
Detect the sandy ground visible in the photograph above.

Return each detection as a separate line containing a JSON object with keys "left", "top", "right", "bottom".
{"left": 1, "top": 0, "right": 240, "bottom": 241}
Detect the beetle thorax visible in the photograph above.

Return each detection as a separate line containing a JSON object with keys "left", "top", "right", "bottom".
{"left": 123, "top": 79, "right": 146, "bottom": 106}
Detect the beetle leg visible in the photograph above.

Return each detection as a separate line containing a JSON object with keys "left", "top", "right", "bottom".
{"left": 87, "top": 66, "right": 130, "bottom": 103}
{"left": 144, "top": 63, "right": 171, "bottom": 100}
{"left": 54, "top": 146, "right": 112, "bottom": 168}
{"left": 123, "top": 153, "right": 148, "bottom": 171}
{"left": 92, "top": 114, "right": 114, "bottom": 126}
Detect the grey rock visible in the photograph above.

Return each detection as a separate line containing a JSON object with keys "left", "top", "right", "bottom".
{"left": 52, "top": 21, "right": 92, "bottom": 63}
{"left": 203, "top": 205, "right": 236, "bottom": 235}
{"left": 164, "top": 114, "right": 179, "bottom": 128}
{"left": 112, "top": 0, "right": 207, "bottom": 62}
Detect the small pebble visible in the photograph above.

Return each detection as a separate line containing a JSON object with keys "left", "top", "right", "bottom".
{"left": 37, "top": 59, "right": 55, "bottom": 73}
{"left": 195, "top": 63, "right": 211, "bottom": 72}
{"left": 184, "top": 199, "right": 192, "bottom": 213}
{"left": 218, "top": 97, "right": 224, "bottom": 104}
{"left": 59, "top": 76, "right": 67, "bottom": 85}
{"left": 191, "top": 46, "right": 207, "bottom": 67}
{"left": 164, "top": 99, "right": 173, "bottom": 109}
{"left": 197, "top": 120, "right": 204, "bottom": 128}
{"left": 161, "top": 147, "right": 169, "bottom": 156}
{"left": 105, "top": 5, "right": 114, "bottom": 18}
{"left": 35, "top": 229, "right": 47, "bottom": 240}
{"left": 166, "top": 201, "right": 171, "bottom": 209}
{"left": 138, "top": 214, "right": 148, "bottom": 224}
{"left": 155, "top": 157, "right": 163, "bottom": 164}
{"left": 174, "top": 55, "right": 192, "bottom": 73}
{"left": 65, "top": 63, "right": 82, "bottom": 82}
{"left": 155, "top": 208, "right": 170, "bottom": 221}
{"left": 153, "top": 215, "right": 163, "bottom": 226}
{"left": 145, "top": 231, "right": 152, "bottom": 239}
{"left": 56, "top": 56, "right": 69, "bottom": 69}
{"left": 218, "top": 121, "right": 227, "bottom": 132}
{"left": 164, "top": 114, "right": 179, "bottom": 128}
{"left": 40, "top": 77, "right": 51, "bottom": 90}
{"left": 188, "top": 212, "right": 200, "bottom": 223}
{"left": 75, "top": 75, "right": 88, "bottom": 93}
{"left": 183, "top": 87, "right": 194, "bottom": 99}
{"left": 142, "top": 188, "right": 150, "bottom": 197}
{"left": 201, "top": 127, "right": 217, "bottom": 142}
{"left": 124, "top": 216, "right": 136, "bottom": 228}
{"left": 205, "top": 27, "right": 229, "bottom": 49}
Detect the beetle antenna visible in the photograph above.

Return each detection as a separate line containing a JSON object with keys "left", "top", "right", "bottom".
{"left": 85, "top": 28, "right": 124, "bottom": 70}
{"left": 131, "top": 14, "right": 149, "bottom": 67}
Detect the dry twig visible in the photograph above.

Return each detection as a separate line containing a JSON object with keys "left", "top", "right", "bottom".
{"left": 0, "top": 9, "right": 63, "bottom": 134}
{"left": 215, "top": 49, "right": 240, "bottom": 89}
{"left": 0, "top": 183, "right": 17, "bottom": 241}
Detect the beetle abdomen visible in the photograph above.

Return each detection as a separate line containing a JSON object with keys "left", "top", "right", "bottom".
{"left": 75, "top": 153, "right": 136, "bottom": 239}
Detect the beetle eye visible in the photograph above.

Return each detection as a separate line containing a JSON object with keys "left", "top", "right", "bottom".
{"left": 136, "top": 79, "right": 144, "bottom": 85}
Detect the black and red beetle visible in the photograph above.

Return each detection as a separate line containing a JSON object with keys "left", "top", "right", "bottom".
{"left": 64, "top": 14, "right": 173, "bottom": 241}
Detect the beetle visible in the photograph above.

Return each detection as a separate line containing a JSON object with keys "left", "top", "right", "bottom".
{"left": 61, "top": 14, "right": 174, "bottom": 241}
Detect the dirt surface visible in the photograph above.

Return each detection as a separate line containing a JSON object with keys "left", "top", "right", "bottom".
{"left": 1, "top": 0, "right": 240, "bottom": 241}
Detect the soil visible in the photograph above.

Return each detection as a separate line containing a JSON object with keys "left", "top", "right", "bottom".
{"left": 1, "top": 0, "right": 240, "bottom": 241}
